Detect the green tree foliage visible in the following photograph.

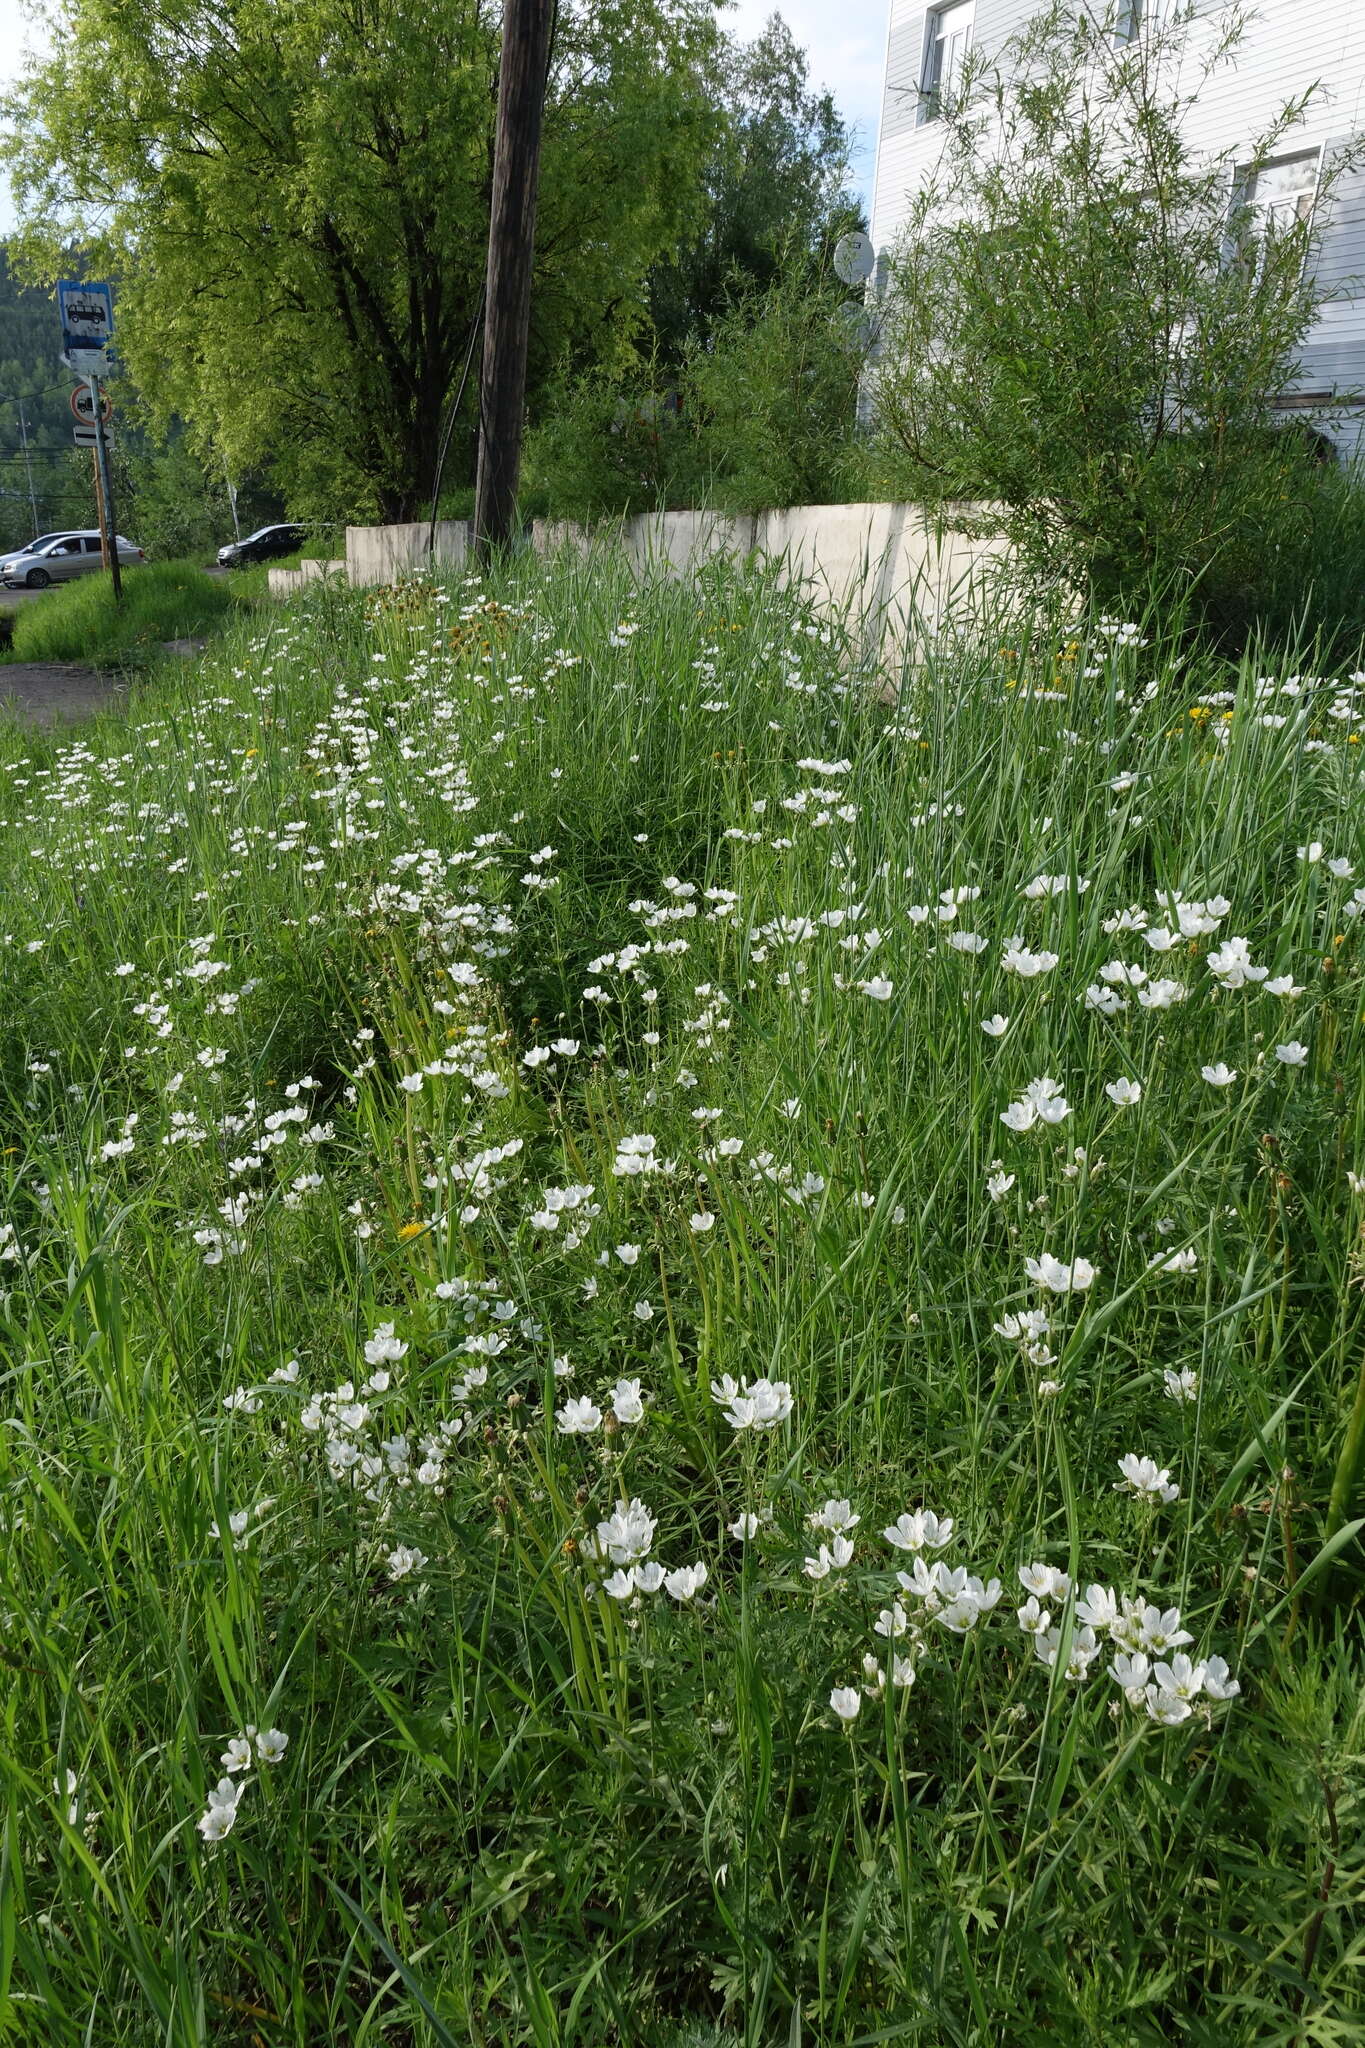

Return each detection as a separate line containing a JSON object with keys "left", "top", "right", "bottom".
{"left": 2, "top": 0, "right": 722, "bottom": 522}
{"left": 871, "top": 0, "right": 1365, "bottom": 646}
{"left": 522, "top": 255, "right": 870, "bottom": 520}
{"left": 644, "top": 12, "right": 863, "bottom": 364}
{"left": 0, "top": 250, "right": 97, "bottom": 552}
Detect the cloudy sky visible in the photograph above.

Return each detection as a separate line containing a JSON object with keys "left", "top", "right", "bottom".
{"left": 0, "top": 0, "right": 888, "bottom": 232}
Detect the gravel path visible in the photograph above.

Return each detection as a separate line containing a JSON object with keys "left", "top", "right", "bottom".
{"left": 0, "top": 662, "right": 128, "bottom": 727}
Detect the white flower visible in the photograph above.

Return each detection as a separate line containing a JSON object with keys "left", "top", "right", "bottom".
{"left": 728, "top": 1512, "right": 761, "bottom": 1541}
{"left": 1000, "top": 1100, "right": 1038, "bottom": 1132}
{"left": 1111, "top": 1650, "right": 1151, "bottom": 1697}
{"left": 829, "top": 1686, "right": 862, "bottom": 1723}
{"left": 1016, "top": 1595, "right": 1051, "bottom": 1636}
{"left": 1115, "top": 1453, "right": 1180, "bottom": 1505}
{"left": 987, "top": 1169, "right": 1015, "bottom": 1201}
{"left": 1024, "top": 1252, "right": 1096, "bottom": 1294}
{"left": 1018, "top": 1560, "right": 1070, "bottom": 1599}
{"left": 689, "top": 1211, "right": 716, "bottom": 1233}
{"left": 803, "top": 1535, "right": 855, "bottom": 1578}
{"left": 220, "top": 1736, "right": 253, "bottom": 1774}
{"left": 1296, "top": 841, "right": 1323, "bottom": 864}
{"left": 664, "top": 1562, "right": 709, "bottom": 1601}
{"left": 858, "top": 978, "right": 895, "bottom": 1000}
{"left": 610, "top": 1378, "right": 646, "bottom": 1425}
{"left": 255, "top": 1728, "right": 289, "bottom": 1763}
{"left": 1202, "top": 1655, "right": 1241, "bottom": 1700}
{"left": 386, "top": 1544, "right": 428, "bottom": 1580}
{"left": 556, "top": 1395, "right": 603, "bottom": 1436}
{"left": 364, "top": 1322, "right": 408, "bottom": 1366}
{"left": 1201, "top": 1062, "right": 1237, "bottom": 1088}
{"left": 1075, "top": 1584, "right": 1120, "bottom": 1632}
{"left": 1163, "top": 1367, "right": 1199, "bottom": 1403}
{"left": 1206, "top": 937, "right": 1267, "bottom": 989}
{"left": 398, "top": 1073, "right": 424, "bottom": 1094}
{"left": 981, "top": 1013, "right": 1010, "bottom": 1037}
{"left": 197, "top": 1787, "right": 242, "bottom": 1842}
{"left": 1136, "top": 978, "right": 1186, "bottom": 1010}
{"left": 808, "top": 1497, "right": 860, "bottom": 1534}
{"left": 1145, "top": 1687, "right": 1193, "bottom": 1725}
{"left": 1156, "top": 1248, "right": 1199, "bottom": 1274}
{"left": 1274, "top": 1041, "right": 1308, "bottom": 1067}
{"left": 1105, "top": 1077, "right": 1142, "bottom": 1107}
{"left": 883, "top": 1510, "right": 953, "bottom": 1553}
{"left": 1002, "top": 945, "right": 1059, "bottom": 978}
{"left": 595, "top": 1498, "right": 656, "bottom": 1566}
{"left": 710, "top": 1374, "right": 793, "bottom": 1431}
{"left": 614, "top": 1242, "right": 641, "bottom": 1266}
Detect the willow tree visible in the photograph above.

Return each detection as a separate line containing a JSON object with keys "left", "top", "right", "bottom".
{"left": 2, "top": 0, "right": 722, "bottom": 519}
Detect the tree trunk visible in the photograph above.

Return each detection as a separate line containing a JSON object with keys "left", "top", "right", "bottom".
{"left": 473, "top": 0, "right": 554, "bottom": 560}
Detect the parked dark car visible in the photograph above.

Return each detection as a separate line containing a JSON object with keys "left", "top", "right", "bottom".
{"left": 217, "top": 523, "right": 306, "bottom": 569}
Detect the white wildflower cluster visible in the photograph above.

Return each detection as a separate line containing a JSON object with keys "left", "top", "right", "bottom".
{"left": 196, "top": 1725, "right": 288, "bottom": 1843}
{"left": 1000, "top": 1074, "right": 1071, "bottom": 1132}
{"left": 584, "top": 1497, "right": 708, "bottom": 1604}
{"left": 1016, "top": 1571, "right": 1238, "bottom": 1723}
{"left": 710, "top": 1373, "right": 794, "bottom": 1432}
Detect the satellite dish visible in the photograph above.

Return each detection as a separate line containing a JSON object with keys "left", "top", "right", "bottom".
{"left": 833, "top": 231, "right": 875, "bottom": 286}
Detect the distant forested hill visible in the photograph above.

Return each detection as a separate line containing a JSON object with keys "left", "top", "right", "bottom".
{"left": 0, "top": 248, "right": 98, "bottom": 554}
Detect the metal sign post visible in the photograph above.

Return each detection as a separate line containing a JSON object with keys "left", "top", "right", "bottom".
{"left": 87, "top": 373, "right": 121, "bottom": 600}
{"left": 56, "top": 282, "right": 121, "bottom": 600}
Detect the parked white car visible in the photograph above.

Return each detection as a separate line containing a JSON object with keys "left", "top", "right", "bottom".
{"left": 0, "top": 530, "right": 145, "bottom": 588}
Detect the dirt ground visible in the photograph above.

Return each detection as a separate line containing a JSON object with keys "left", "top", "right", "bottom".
{"left": 0, "top": 662, "right": 128, "bottom": 727}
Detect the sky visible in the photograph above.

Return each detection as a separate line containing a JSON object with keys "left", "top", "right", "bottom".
{"left": 0, "top": 0, "right": 888, "bottom": 233}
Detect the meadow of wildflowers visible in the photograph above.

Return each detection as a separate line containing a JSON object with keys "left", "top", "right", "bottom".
{"left": 0, "top": 551, "right": 1362, "bottom": 2044}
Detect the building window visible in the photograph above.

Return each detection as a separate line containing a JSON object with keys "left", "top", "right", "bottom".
{"left": 1113, "top": 0, "right": 1142, "bottom": 44}
{"left": 1230, "top": 150, "right": 1321, "bottom": 281}
{"left": 1240, "top": 151, "right": 1321, "bottom": 239}
{"left": 920, "top": 2, "right": 974, "bottom": 124}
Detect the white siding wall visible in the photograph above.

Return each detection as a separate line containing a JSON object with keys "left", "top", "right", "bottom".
{"left": 871, "top": 1, "right": 1365, "bottom": 450}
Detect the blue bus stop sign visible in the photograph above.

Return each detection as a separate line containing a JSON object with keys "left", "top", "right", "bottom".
{"left": 57, "top": 279, "right": 114, "bottom": 371}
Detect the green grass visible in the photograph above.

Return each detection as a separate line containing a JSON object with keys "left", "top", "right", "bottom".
{"left": 5, "top": 558, "right": 234, "bottom": 666}
{"left": 0, "top": 554, "right": 1362, "bottom": 2045}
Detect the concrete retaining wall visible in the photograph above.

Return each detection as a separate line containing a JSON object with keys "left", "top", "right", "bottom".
{"left": 528, "top": 502, "right": 1008, "bottom": 643}
{"left": 332, "top": 503, "right": 1009, "bottom": 644}
{"left": 345, "top": 520, "right": 469, "bottom": 586}
{"left": 267, "top": 559, "right": 346, "bottom": 598}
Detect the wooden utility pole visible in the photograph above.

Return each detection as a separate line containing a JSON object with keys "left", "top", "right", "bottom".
{"left": 472, "top": 0, "right": 554, "bottom": 562}
{"left": 88, "top": 374, "right": 122, "bottom": 600}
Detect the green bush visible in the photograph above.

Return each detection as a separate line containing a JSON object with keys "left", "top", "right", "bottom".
{"left": 7, "top": 558, "right": 234, "bottom": 666}
{"left": 522, "top": 263, "right": 871, "bottom": 522}
{"left": 685, "top": 261, "right": 869, "bottom": 513}
{"left": 871, "top": 0, "right": 1365, "bottom": 652}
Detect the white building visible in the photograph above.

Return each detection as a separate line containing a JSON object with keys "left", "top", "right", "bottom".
{"left": 870, "top": 1, "right": 1365, "bottom": 455}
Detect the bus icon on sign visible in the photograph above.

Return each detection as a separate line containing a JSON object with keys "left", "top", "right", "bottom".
{"left": 57, "top": 279, "right": 115, "bottom": 361}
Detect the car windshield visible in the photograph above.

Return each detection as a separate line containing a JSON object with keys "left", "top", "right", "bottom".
{"left": 10, "top": 534, "right": 66, "bottom": 556}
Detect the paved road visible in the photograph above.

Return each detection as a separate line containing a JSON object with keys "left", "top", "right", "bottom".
{"left": 0, "top": 662, "right": 127, "bottom": 727}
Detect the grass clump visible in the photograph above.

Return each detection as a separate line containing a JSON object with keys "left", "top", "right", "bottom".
{"left": 0, "top": 555, "right": 1363, "bottom": 2043}
{"left": 7, "top": 557, "right": 233, "bottom": 666}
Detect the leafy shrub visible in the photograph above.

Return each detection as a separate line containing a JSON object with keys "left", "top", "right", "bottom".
{"left": 8, "top": 558, "right": 234, "bottom": 665}
{"left": 522, "top": 264, "right": 871, "bottom": 522}
{"left": 871, "top": 0, "right": 1365, "bottom": 651}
